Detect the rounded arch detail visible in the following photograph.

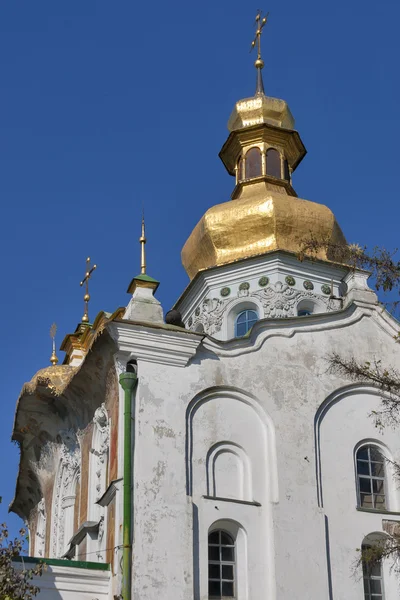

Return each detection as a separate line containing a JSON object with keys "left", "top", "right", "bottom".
{"left": 185, "top": 385, "right": 278, "bottom": 502}
{"left": 314, "top": 383, "right": 394, "bottom": 508}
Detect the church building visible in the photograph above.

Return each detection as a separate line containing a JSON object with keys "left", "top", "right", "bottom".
{"left": 10, "top": 15, "right": 400, "bottom": 600}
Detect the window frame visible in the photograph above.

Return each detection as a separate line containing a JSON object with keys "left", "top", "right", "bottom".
{"left": 356, "top": 444, "right": 387, "bottom": 511}
{"left": 234, "top": 309, "right": 259, "bottom": 338}
{"left": 362, "top": 543, "right": 385, "bottom": 600}
{"left": 265, "top": 147, "right": 282, "bottom": 179}
{"left": 208, "top": 529, "right": 236, "bottom": 599}
{"left": 244, "top": 147, "right": 262, "bottom": 180}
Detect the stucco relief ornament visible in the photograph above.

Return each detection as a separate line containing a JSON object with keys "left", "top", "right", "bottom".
{"left": 51, "top": 430, "right": 81, "bottom": 557}
{"left": 36, "top": 498, "right": 46, "bottom": 557}
{"left": 190, "top": 297, "right": 227, "bottom": 336}
{"left": 238, "top": 282, "right": 250, "bottom": 297}
{"left": 91, "top": 404, "right": 110, "bottom": 501}
{"left": 253, "top": 281, "right": 339, "bottom": 318}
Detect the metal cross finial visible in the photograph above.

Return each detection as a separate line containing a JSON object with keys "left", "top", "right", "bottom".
{"left": 80, "top": 257, "right": 97, "bottom": 324}
{"left": 139, "top": 213, "right": 146, "bottom": 275}
{"left": 50, "top": 322, "right": 59, "bottom": 366}
{"left": 250, "top": 10, "right": 268, "bottom": 67}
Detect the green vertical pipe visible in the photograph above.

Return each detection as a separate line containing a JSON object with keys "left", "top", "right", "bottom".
{"left": 119, "top": 371, "right": 138, "bottom": 600}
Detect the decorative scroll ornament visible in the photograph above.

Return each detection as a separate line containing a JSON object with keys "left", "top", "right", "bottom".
{"left": 253, "top": 281, "right": 340, "bottom": 318}
{"left": 190, "top": 297, "right": 226, "bottom": 336}
{"left": 188, "top": 281, "right": 341, "bottom": 335}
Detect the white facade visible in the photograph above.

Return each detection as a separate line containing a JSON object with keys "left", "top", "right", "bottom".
{"left": 105, "top": 264, "right": 400, "bottom": 600}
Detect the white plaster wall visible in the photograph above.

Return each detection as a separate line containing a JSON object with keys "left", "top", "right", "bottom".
{"left": 319, "top": 391, "right": 400, "bottom": 599}
{"left": 13, "top": 563, "right": 111, "bottom": 600}
{"left": 121, "top": 302, "right": 400, "bottom": 600}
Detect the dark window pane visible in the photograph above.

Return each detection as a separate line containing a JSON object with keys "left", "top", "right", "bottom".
{"left": 221, "top": 546, "right": 234, "bottom": 561}
{"left": 369, "top": 447, "right": 384, "bottom": 462}
{"left": 370, "top": 562, "right": 382, "bottom": 577}
{"left": 209, "top": 531, "right": 219, "bottom": 544}
{"left": 266, "top": 148, "right": 281, "bottom": 178}
{"left": 370, "top": 579, "right": 382, "bottom": 594}
{"left": 235, "top": 310, "right": 259, "bottom": 337}
{"left": 220, "top": 532, "right": 234, "bottom": 545}
{"left": 209, "top": 564, "right": 220, "bottom": 579}
{"left": 361, "top": 493, "right": 373, "bottom": 508}
{"left": 209, "top": 580, "right": 221, "bottom": 597}
{"left": 236, "top": 322, "right": 247, "bottom": 337}
{"left": 371, "top": 462, "right": 384, "bottom": 477}
{"left": 358, "top": 447, "right": 369, "bottom": 460}
{"left": 372, "top": 479, "right": 384, "bottom": 494}
{"left": 360, "top": 478, "right": 372, "bottom": 493}
{"left": 222, "top": 564, "right": 234, "bottom": 580}
{"left": 222, "top": 582, "right": 234, "bottom": 597}
{"left": 245, "top": 148, "right": 262, "bottom": 179}
{"left": 357, "top": 460, "right": 370, "bottom": 475}
{"left": 209, "top": 546, "right": 219, "bottom": 561}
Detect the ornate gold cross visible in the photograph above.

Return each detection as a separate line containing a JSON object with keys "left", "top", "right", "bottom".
{"left": 80, "top": 257, "right": 97, "bottom": 323}
{"left": 250, "top": 10, "right": 268, "bottom": 66}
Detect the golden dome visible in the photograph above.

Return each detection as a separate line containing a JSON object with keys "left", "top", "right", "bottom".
{"left": 25, "top": 365, "right": 77, "bottom": 396}
{"left": 228, "top": 94, "right": 295, "bottom": 131}
{"left": 181, "top": 181, "right": 347, "bottom": 280}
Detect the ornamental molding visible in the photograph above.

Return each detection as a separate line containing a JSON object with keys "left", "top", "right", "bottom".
{"left": 51, "top": 430, "right": 81, "bottom": 558}
{"left": 189, "top": 281, "right": 341, "bottom": 335}
{"left": 252, "top": 281, "right": 341, "bottom": 319}
{"left": 176, "top": 251, "right": 348, "bottom": 317}
{"left": 110, "top": 322, "right": 202, "bottom": 367}
{"left": 202, "top": 302, "right": 397, "bottom": 359}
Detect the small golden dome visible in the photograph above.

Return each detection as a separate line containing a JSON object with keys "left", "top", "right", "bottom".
{"left": 228, "top": 93, "right": 295, "bottom": 132}
{"left": 181, "top": 183, "right": 347, "bottom": 280}
{"left": 25, "top": 365, "right": 77, "bottom": 396}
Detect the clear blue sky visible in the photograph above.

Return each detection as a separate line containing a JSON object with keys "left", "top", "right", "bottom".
{"left": 1, "top": 0, "right": 399, "bottom": 535}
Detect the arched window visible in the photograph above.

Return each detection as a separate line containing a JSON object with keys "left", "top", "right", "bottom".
{"left": 208, "top": 530, "right": 235, "bottom": 598}
{"left": 235, "top": 310, "right": 258, "bottom": 337}
{"left": 266, "top": 148, "right": 281, "bottom": 179}
{"left": 245, "top": 148, "right": 262, "bottom": 179}
{"left": 298, "top": 309, "right": 312, "bottom": 316}
{"left": 237, "top": 156, "right": 245, "bottom": 182}
{"left": 356, "top": 445, "right": 386, "bottom": 510}
{"left": 362, "top": 543, "right": 384, "bottom": 599}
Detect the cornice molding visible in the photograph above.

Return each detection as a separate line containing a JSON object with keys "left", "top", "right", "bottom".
{"left": 109, "top": 321, "right": 203, "bottom": 367}
{"left": 202, "top": 302, "right": 399, "bottom": 358}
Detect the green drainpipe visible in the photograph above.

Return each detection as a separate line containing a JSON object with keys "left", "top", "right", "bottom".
{"left": 119, "top": 370, "right": 138, "bottom": 600}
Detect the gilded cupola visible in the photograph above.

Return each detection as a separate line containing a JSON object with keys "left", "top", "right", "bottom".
{"left": 181, "top": 15, "right": 346, "bottom": 281}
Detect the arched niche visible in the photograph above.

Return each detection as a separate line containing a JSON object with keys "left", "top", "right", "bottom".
{"left": 314, "top": 384, "right": 400, "bottom": 511}
{"left": 51, "top": 431, "right": 81, "bottom": 558}
{"left": 206, "top": 442, "right": 252, "bottom": 501}
{"left": 185, "top": 386, "right": 278, "bottom": 503}
{"left": 88, "top": 404, "right": 110, "bottom": 519}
